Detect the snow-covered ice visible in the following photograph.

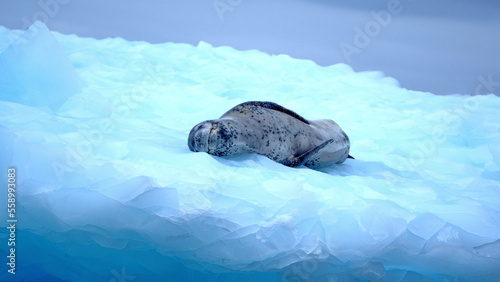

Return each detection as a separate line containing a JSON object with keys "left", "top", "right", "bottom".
{"left": 0, "top": 22, "right": 499, "bottom": 281}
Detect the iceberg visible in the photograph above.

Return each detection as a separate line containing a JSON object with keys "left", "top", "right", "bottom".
{"left": 0, "top": 21, "right": 82, "bottom": 111}
{"left": 0, "top": 22, "right": 499, "bottom": 281}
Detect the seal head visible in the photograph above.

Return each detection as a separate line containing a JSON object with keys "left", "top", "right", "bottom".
{"left": 188, "top": 120, "right": 238, "bottom": 156}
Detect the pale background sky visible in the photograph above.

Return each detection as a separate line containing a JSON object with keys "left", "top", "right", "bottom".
{"left": 1, "top": 0, "right": 499, "bottom": 95}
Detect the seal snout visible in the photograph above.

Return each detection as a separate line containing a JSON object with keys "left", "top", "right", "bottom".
{"left": 188, "top": 122, "right": 212, "bottom": 152}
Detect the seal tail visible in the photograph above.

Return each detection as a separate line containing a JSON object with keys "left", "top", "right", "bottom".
{"left": 347, "top": 155, "right": 355, "bottom": 159}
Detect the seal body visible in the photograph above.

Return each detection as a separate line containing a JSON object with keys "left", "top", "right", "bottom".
{"left": 188, "top": 101, "right": 351, "bottom": 169}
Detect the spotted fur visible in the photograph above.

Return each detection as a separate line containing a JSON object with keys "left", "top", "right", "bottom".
{"left": 188, "top": 101, "right": 351, "bottom": 169}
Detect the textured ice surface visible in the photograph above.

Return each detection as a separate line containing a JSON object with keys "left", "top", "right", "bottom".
{"left": 0, "top": 22, "right": 499, "bottom": 281}
{"left": 0, "top": 21, "right": 81, "bottom": 111}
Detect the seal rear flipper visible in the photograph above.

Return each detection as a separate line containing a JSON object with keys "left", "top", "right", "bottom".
{"left": 282, "top": 139, "right": 334, "bottom": 168}
{"left": 289, "top": 139, "right": 350, "bottom": 169}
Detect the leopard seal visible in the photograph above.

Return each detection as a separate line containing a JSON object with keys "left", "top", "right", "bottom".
{"left": 188, "top": 101, "right": 353, "bottom": 169}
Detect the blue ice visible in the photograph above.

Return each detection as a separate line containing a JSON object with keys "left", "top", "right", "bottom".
{"left": 0, "top": 22, "right": 499, "bottom": 281}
